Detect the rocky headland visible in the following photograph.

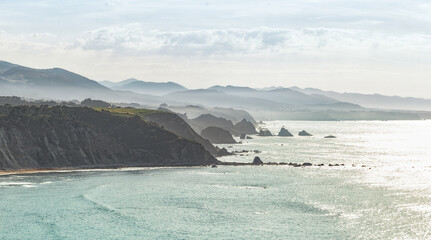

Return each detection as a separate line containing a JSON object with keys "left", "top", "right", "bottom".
{"left": 0, "top": 105, "right": 218, "bottom": 170}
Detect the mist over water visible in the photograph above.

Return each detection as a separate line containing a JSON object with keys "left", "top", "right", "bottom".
{"left": 1, "top": 121, "right": 431, "bottom": 239}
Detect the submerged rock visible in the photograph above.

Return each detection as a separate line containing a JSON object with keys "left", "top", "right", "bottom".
{"left": 278, "top": 127, "right": 293, "bottom": 137}
{"left": 259, "top": 129, "right": 273, "bottom": 136}
{"left": 302, "top": 162, "right": 313, "bottom": 166}
{"left": 246, "top": 136, "right": 253, "bottom": 139}
{"left": 298, "top": 130, "right": 312, "bottom": 136}
{"left": 252, "top": 156, "right": 263, "bottom": 165}
{"left": 324, "top": 135, "right": 337, "bottom": 138}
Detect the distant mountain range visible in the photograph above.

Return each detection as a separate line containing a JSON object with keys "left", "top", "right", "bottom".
{"left": 1, "top": 60, "right": 431, "bottom": 120}
{"left": 0, "top": 60, "right": 166, "bottom": 105}
{"left": 100, "top": 78, "right": 187, "bottom": 96}
{"left": 290, "top": 87, "right": 431, "bottom": 111}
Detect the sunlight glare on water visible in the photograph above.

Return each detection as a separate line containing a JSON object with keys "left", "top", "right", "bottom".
{"left": 1, "top": 121, "right": 431, "bottom": 240}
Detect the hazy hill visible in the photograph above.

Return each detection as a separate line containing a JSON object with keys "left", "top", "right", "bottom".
{"left": 0, "top": 61, "right": 19, "bottom": 73}
{"left": 2, "top": 60, "right": 430, "bottom": 120}
{"left": 0, "top": 60, "right": 169, "bottom": 105}
{"left": 209, "top": 85, "right": 339, "bottom": 106}
{"left": 99, "top": 78, "right": 138, "bottom": 88}
{"left": 0, "top": 60, "right": 113, "bottom": 100}
{"left": 292, "top": 87, "right": 431, "bottom": 111}
{"left": 101, "top": 78, "right": 188, "bottom": 96}
{"left": 162, "top": 105, "right": 256, "bottom": 123}
{"left": 164, "top": 89, "right": 287, "bottom": 110}
{"left": 0, "top": 62, "right": 108, "bottom": 90}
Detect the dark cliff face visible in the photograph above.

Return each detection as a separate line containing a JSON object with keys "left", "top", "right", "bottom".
{"left": 143, "top": 112, "right": 225, "bottom": 157}
{"left": 0, "top": 106, "right": 217, "bottom": 170}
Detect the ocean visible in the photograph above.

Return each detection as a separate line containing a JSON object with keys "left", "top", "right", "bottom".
{"left": 1, "top": 120, "right": 431, "bottom": 239}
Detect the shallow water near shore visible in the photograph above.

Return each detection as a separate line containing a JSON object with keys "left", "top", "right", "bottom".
{"left": 1, "top": 120, "right": 431, "bottom": 240}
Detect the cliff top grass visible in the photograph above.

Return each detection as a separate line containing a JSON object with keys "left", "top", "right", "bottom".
{"left": 95, "top": 107, "right": 164, "bottom": 119}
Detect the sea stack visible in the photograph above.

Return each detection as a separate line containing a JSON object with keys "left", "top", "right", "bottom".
{"left": 259, "top": 129, "right": 273, "bottom": 136}
{"left": 252, "top": 156, "right": 263, "bottom": 165}
{"left": 298, "top": 130, "right": 312, "bottom": 136}
{"left": 278, "top": 127, "right": 293, "bottom": 137}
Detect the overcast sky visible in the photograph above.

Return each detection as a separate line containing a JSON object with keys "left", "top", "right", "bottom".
{"left": 1, "top": 0, "right": 431, "bottom": 97}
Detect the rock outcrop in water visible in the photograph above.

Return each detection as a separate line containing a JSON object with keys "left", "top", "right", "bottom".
{"left": 233, "top": 119, "right": 257, "bottom": 135}
{"left": 259, "top": 129, "right": 272, "bottom": 136}
{"left": 298, "top": 130, "right": 312, "bottom": 136}
{"left": 201, "top": 127, "right": 236, "bottom": 144}
{"left": 0, "top": 106, "right": 218, "bottom": 170}
{"left": 278, "top": 127, "right": 293, "bottom": 137}
{"left": 324, "top": 135, "right": 336, "bottom": 138}
{"left": 252, "top": 156, "right": 263, "bottom": 165}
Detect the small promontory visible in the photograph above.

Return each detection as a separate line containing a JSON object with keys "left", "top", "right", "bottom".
{"left": 201, "top": 127, "right": 237, "bottom": 144}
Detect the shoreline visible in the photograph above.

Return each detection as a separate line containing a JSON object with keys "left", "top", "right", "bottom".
{"left": 0, "top": 161, "right": 355, "bottom": 176}
{"left": 0, "top": 164, "right": 223, "bottom": 176}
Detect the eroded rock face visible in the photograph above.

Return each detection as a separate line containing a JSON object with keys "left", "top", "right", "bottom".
{"left": 259, "top": 129, "right": 273, "bottom": 136}
{"left": 0, "top": 106, "right": 218, "bottom": 170}
{"left": 201, "top": 126, "right": 236, "bottom": 144}
{"left": 298, "top": 130, "right": 312, "bottom": 136}
{"left": 278, "top": 127, "right": 293, "bottom": 137}
{"left": 233, "top": 119, "right": 257, "bottom": 135}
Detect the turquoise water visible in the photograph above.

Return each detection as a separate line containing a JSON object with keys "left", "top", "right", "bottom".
{"left": 1, "top": 121, "right": 431, "bottom": 239}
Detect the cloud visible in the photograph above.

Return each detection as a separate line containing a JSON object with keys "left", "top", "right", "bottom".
{"left": 74, "top": 24, "right": 431, "bottom": 58}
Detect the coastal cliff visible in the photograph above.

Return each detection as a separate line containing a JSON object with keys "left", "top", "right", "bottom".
{"left": 143, "top": 111, "right": 226, "bottom": 156}
{"left": 0, "top": 106, "right": 218, "bottom": 170}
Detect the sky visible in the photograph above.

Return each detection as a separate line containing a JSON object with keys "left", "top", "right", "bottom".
{"left": 0, "top": 0, "right": 431, "bottom": 98}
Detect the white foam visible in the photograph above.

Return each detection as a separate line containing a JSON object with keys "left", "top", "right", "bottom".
{"left": 0, "top": 181, "right": 33, "bottom": 186}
